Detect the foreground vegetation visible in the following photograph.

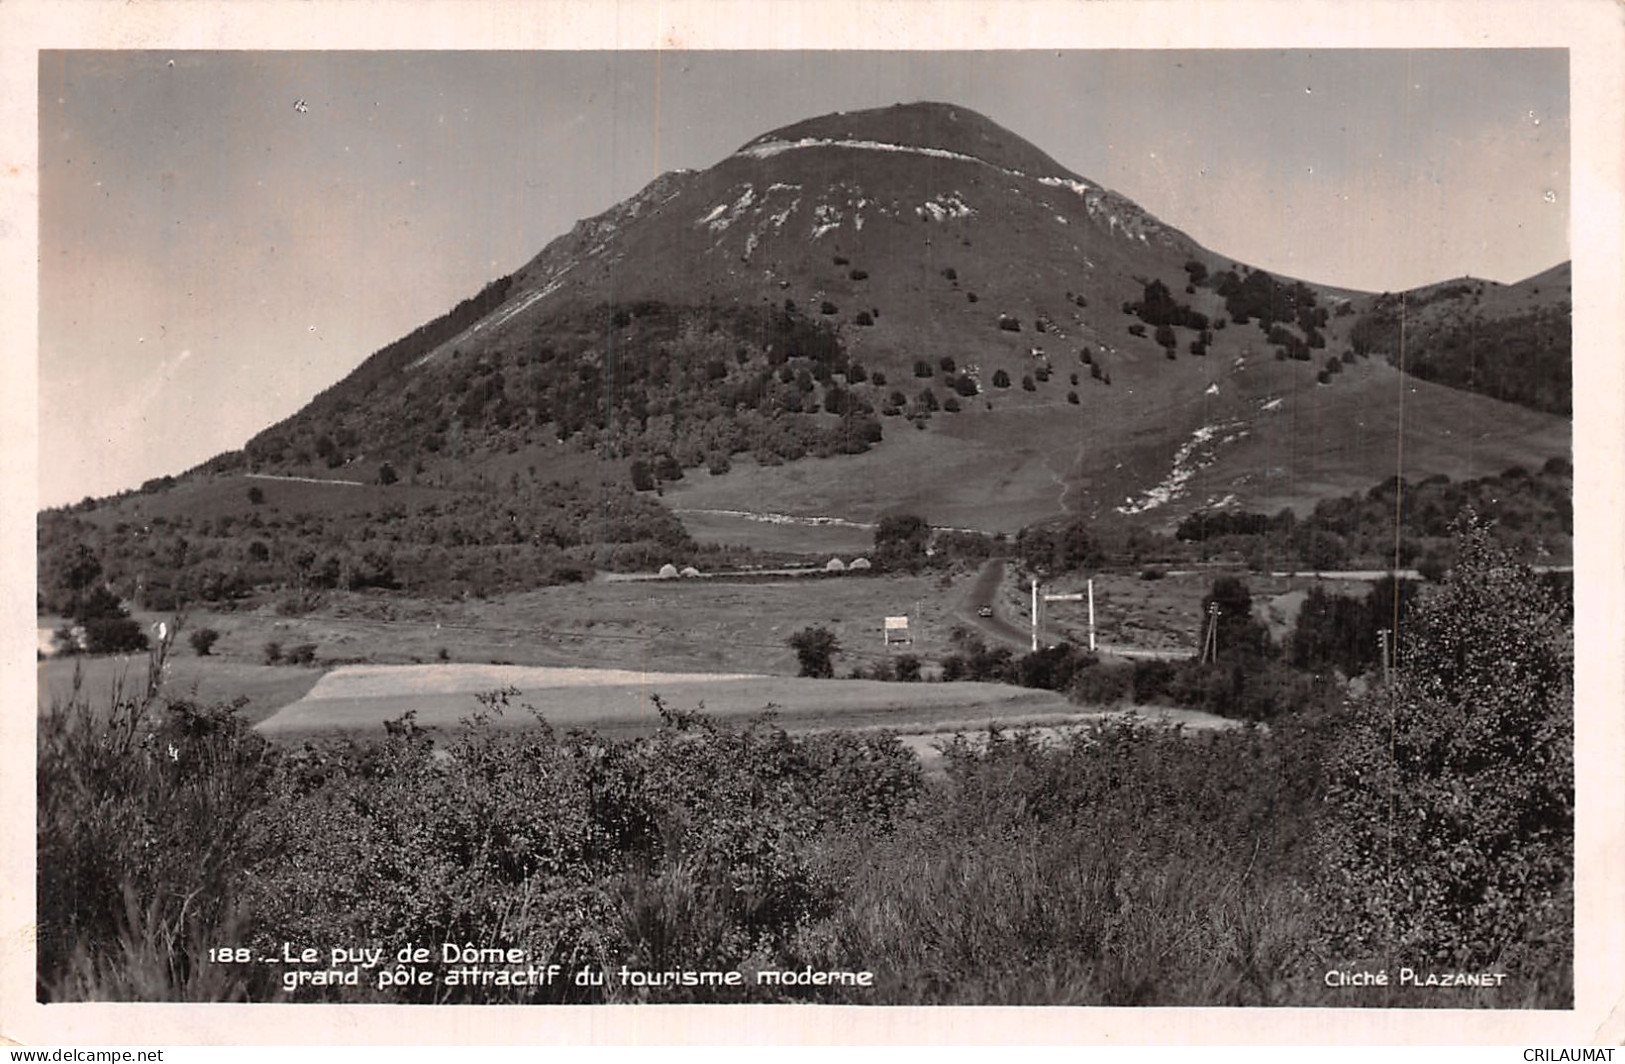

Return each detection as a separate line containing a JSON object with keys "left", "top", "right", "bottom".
{"left": 37, "top": 520, "right": 1571, "bottom": 1006}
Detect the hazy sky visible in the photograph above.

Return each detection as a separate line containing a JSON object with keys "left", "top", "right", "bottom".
{"left": 38, "top": 50, "right": 1569, "bottom": 507}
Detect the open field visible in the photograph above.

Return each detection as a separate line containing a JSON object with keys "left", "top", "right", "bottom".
{"left": 254, "top": 661, "right": 1081, "bottom": 741}
{"left": 113, "top": 572, "right": 984, "bottom": 679}
{"left": 37, "top": 567, "right": 1397, "bottom": 734}
{"left": 37, "top": 657, "right": 325, "bottom": 726}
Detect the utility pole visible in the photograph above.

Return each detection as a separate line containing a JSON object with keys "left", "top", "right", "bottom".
{"left": 1377, "top": 629, "right": 1391, "bottom": 683}
{"left": 1088, "top": 577, "right": 1096, "bottom": 652}
{"left": 1031, "top": 578, "right": 1040, "bottom": 652}
{"left": 1201, "top": 602, "right": 1222, "bottom": 664}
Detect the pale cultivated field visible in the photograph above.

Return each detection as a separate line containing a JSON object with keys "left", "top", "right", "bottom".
{"left": 254, "top": 662, "right": 1079, "bottom": 741}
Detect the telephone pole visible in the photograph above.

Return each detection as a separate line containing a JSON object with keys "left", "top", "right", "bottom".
{"left": 1201, "top": 602, "right": 1222, "bottom": 664}
{"left": 1031, "top": 578, "right": 1040, "bottom": 652}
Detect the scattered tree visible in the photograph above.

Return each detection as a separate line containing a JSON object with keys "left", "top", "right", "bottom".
{"left": 788, "top": 626, "right": 841, "bottom": 678}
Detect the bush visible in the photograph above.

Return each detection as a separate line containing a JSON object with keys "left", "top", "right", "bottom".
{"left": 287, "top": 643, "right": 318, "bottom": 666}
{"left": 992, "top": 369, "right": 1011, "bottom": 389}
{"left": 894, "top": 655, "right": 922, "bottom": 683}
{"left": 84, "top": 617, "right": 149, "bottom": 656}
{"left": 262, "top": 641, "right": 283, "bottom": 665}
{"left": 189, "top": 628, "right": 220, "bottom": 656}
{"left": 788, "top": 626, "right": 840, "bottom": 678}
{"left": 998, "top": 315, "right": 1021, "bottom": 332}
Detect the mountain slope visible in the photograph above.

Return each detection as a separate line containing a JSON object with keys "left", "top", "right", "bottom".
{"left": 188, "top": 100, "right": 1566, "bottom": 542}
{"left": 1348, "top": 263, "right": 1572, "bottom": 414}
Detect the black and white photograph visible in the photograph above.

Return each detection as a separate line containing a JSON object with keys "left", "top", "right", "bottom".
{"left": 3, "top": 0, "right": 1622, "bottom": 1048}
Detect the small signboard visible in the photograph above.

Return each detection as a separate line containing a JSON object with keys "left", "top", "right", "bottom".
{"left": 883, "top": 616, "right": 911, "bottom": 644}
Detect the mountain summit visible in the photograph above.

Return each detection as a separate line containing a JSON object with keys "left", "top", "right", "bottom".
{"left": 220, "top": 101, "right": 1567, "bottom": 536}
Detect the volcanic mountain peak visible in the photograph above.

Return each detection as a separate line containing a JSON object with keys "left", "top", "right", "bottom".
{"left": 213, "top": 99, "right": 1566, "bottom": 546}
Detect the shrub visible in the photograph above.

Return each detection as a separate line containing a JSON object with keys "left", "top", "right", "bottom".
{"left": 788, "top": 626, "right": 840, "bottom": 678}
{"left": 189, "top": 628, "right": 220, "bottom": 656}
{"left": 939, "top": 356, "right": 957, "bottom": 373}
{"left": 1067, "top": 391, "right": 1079, "bottom": 404}
{"left": 849, "top": 269, "right": 868, "bottom": 281}
{"left": 820, "top": 301, "right": 838, "bottom": 316}
{"left": 913, "top": 359, "right": 933, "bottom": 378}
{"left": 966, "top": 292, "right": 978, "bottom": 303}
{"left": 287, "top": 643, "right": 318, "bottom": 666}
{"left": 943, "top": 397, "right": 961, "bottom": 413}
{"left": 942, "top": 267, "right": 957, "bottom": 281}
{"left": 83, "top": 617, "right": 149, "bottom": 656}
{"left": 262, "top": 641, "right": 283, "bottom": 665}
{"left": 894, "top": 655, "right": 922, "bottom": 683}
{"left": 992, "top": 369, "right": 1011, "bottom": 389}
{"left": 1021, "top": 375, "right": 1036, "bottom": 391}
{"left": 854, "top": 310, "right": 874, "bottom": 326}
{"left": 247, "top": 486, "right": 265, "bottom": 506}
{"left": 998, "top": 315, "right": 1021, "bottom": 332}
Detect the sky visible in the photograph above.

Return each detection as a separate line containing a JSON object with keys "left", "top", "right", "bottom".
{"left": 37, "top": 49, "right": 1570, "bottom": 508}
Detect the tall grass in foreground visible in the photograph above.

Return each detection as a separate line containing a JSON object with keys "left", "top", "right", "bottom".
{"left": 37, "top": 625, "right": 280, "bottom": 1001}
